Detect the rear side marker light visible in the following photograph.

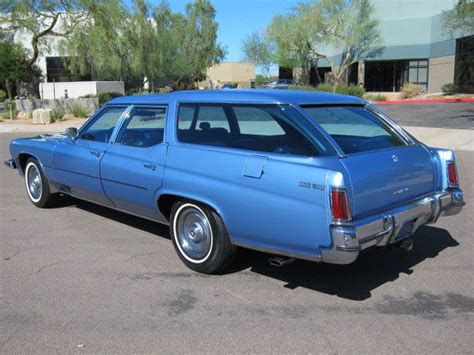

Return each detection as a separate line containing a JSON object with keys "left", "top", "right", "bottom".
{"left": 331, "top": 189, "right": 351, "bottom": 222}
{"left": 447, "top": 161, "right": 458, "bottom": 185}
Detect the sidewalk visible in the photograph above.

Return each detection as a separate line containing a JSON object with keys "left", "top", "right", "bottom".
{"left": 0, "top": 120, "right": 472, "bottom": 151}
{"left": 402, "top": 126, "right": 473, "bottom": 151}
{"left": 0, "top": 119, "right": 85, "bottom": 133}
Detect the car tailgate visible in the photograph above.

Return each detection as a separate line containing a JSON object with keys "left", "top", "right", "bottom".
{"left": 340, "top": 145, "right": 435, "bottom": 218}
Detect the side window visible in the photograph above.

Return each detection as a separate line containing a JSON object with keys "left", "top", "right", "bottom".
{"left": 233, "top": 105, "right": 318, "bottom": 156}
{"left": 177, "top": 104, "right": 319, "bottom": 157}
{"left": 178, "top": 106, "right": 194, "bottom": 130}
{"left": 196, "top": 106, "right": 230, "bottom": 132}
{"left": 232, "top": 106, "right": 285, "bottom": 136}
{"left": 79, "top": 106, "right": 127, "bottom": 143}
{"left": 116, "top": 107, "right": 166, "bottom": 147}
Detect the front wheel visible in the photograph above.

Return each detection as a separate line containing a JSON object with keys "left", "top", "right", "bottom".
{"left": 24, "top": 158, "right": 58, "bottom": 208}
{"left": 170, "top": 200, "right": 237, "bottom": 274}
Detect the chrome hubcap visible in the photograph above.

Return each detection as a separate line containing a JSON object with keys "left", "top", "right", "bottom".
{"left": 27, "top": 165, "right": 42, "bottom": 200}
{"left": 176, "top": 207, "right": 212, "bottom": 260}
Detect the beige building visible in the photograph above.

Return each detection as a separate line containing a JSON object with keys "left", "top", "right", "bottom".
{"left": 200, "top": 62, "right": 256, "bottom": 89}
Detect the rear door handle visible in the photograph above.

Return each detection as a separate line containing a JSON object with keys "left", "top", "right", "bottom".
{"left": 90, "top": 150, "right": 101, "bottom": 157}
{"left": 143, "top": 163, "right": 157, "bottom": 171}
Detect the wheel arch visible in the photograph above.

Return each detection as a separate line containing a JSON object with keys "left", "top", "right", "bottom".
{"left": 17, "top": 153, "right": 41, "bottom": 175}
{"left": 157, "top": 192, "right": 224, "bottom": 223}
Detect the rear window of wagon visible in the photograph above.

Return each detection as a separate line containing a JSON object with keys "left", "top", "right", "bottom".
{"left": 301, "top": 105, "right": 407, "bottom": 155}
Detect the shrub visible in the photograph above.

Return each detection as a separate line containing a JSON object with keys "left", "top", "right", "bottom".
{"left": 70, "top": 103, "right": 89, "bottom": 118}
{"left": 1, "top": 100, "right": 18, "bottom": 119}
{"left": 401, "top": 83, "right": 423, "bottom": 99}
{"left": 441, "top": 83, "right": 458, "bottom": 95}
{"left": 0, "top": 89, "right": 6, "bottom": 102}
{"left": 98, "top": 91, "right": 123, "bottom": 105}
{"left": 314, "top": 83, "right": 365, "bottom": 97}
{"left": 365, "top": 94, "right": 387, "bottom": 102}
{"left": 158, "top": 87, "right": 173, "bottom": 94}
{"left": 81, "top": 93, "right": 97, "bottom": 98}
{"left": 335, "top": 84, "right": 365, "bottom": 97}
{"left": 50, "top": 108, "right": 65, "bottom": 122}
{"left": 315, "top": 83, "right": 334, "bottom": 92}
{"left": 288, "top": 85, "right": 317, "bottom": 91}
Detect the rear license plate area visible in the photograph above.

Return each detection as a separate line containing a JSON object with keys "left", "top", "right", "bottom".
{"left": 395, "top": 221, "right": 413, "bottom": 241}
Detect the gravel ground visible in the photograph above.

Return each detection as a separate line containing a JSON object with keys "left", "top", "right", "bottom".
{"left": 1, "top": 132, "right": 473, "bottom": 354}
{"left": 376, "top": 102, "right": 474, "bottom": 130}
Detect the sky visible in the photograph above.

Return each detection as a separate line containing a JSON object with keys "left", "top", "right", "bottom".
{"left": 144, "top": 0, "right": 301, "bottom": 62}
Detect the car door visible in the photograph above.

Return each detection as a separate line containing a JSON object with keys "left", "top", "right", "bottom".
{"left": 99, "top": 106, "right": 168, "bottom": 220}
{"left": 53, "top": 105, "right": 129, "bottom": 205}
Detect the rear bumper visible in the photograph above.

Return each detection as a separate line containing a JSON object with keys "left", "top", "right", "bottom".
{"left": 4, "top": 158, "right": 16, "bottom": 169}
{"left": 321, "top": 189, "right": 465, "bottom": 264}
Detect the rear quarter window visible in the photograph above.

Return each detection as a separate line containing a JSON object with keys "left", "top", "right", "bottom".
{"left": 302, "top": 105, "right": 407, "bottom": 155}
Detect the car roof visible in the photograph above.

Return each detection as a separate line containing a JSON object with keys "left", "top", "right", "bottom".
{"left": 108, "top": 89, "right": 365, "bottom": 106}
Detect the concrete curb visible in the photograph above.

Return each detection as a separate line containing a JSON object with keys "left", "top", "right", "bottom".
{"left": 376, "top": 97, "right": 474, "bottom": 105}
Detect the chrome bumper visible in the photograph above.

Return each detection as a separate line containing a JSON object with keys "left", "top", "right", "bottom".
{"left": 321, "top": 189, "right": 465, "bottom": 264}
{"left": 4, "top": 159, "right": 16, "bottom": 169}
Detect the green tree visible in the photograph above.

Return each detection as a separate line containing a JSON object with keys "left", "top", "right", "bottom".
{"left": 128, "top": 0, "right": 181, "bottom": 90}
{"left": 242, "top": 31, "right": 275, "bottom": 79}
{"left": 176, "top": 0, "right": 225, "bottom": 84}
{"left": 60, "top": 0, "right": 137, "bottom": 84}
{"left": 259, "top": 0, "right": 381, "bottom": 86}
{"left": 442, "top": 0, "right": 474, "bottom": 37}
{"left": 0, "top": 37, "right": 30, "bottom": 99}
{"left": 302, "top": 0, "right": 382, "bottom": 86}
{"left": 0, "top": 0, "right": 89, "bottom": 94}
{"left": 267, "top": 13, "right": 318, "bottom": 85}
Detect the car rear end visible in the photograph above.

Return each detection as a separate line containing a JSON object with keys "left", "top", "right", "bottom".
{"left": 301, "top": 103, "right": 465, "bottom": 264}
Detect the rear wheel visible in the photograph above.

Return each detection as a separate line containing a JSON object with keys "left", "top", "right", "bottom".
{"left": 24, "top": 158, "right": 57, "bottom": 208}
{"left": 170, "top": 200, "right": 237, "bottom": 274}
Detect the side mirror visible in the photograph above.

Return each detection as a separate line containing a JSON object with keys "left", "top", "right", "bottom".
{"left": 65, "top": 127, "right": 78, "bottom": 141}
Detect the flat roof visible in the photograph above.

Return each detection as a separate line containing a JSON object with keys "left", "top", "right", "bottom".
{"left": 108, "top": 89, "right": 365, "bottom": 106}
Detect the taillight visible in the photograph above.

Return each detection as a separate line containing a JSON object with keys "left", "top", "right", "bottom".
{"left": 331, "top": 189, "right": 351, "bottom": 222}
{"left": 447, "top": 161, "right": 459, "bottom": 185}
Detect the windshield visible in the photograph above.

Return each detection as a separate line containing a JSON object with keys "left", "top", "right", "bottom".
{"left": 301, "top": 105, "right": 408, "bottom": 155}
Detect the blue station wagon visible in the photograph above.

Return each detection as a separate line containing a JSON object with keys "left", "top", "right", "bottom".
{"left": 5, "top": 90, "right": 465, "bottom": 273}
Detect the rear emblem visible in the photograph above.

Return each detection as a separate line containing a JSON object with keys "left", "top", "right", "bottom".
{"left": 392, "top": 154, "right": 399, "bottom": 162}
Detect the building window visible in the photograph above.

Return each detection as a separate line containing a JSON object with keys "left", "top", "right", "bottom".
{"left": 46, "top": 56, "right": 91, "bottom": 82}
{"left": 455, "top": 35, "right": 474, "bottom": 93}
{"left": 408, "top": 60, "right": 428, "bottom": 91}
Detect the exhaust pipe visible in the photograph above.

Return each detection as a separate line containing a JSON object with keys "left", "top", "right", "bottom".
{"left": 391, "top": 238, "right": 414, "bottom": 251}
{"left": 268, "top": 256, "right": 295, "bottom": 267}
{"left": 400, "top": 238, "right": 414, "bottom": 251}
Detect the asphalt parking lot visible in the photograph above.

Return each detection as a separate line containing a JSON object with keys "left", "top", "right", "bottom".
{"left": 1, "top": 132, "right": 473, "bottom": 353}
{"left": 377, "top": 102, "right": 474, "bottom": 130}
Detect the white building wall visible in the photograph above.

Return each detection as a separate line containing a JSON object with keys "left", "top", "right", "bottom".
{"left": 39, "top": 81, "right": 124, "bottom": 99}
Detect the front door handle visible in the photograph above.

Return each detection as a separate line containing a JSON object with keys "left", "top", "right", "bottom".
{"left": 143, "top": 163, "right": 157, "bottom": 171}
{"left": 90, "top": 150, "right": 101, "bottom": 157}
